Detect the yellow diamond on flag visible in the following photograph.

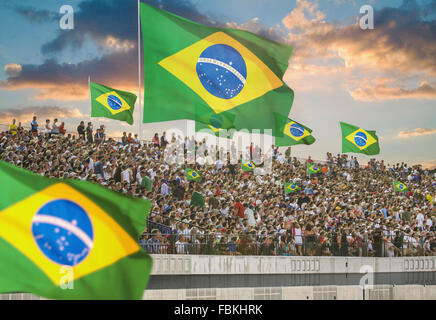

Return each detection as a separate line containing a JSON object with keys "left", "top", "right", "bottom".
{"left": 95, "top": 91, "right": 132, "bottom": 115}
{"left": 283, "top": 121, "right": 311, "bottom": 142}
{"left": 345, "top": 128, "right": 377, "bottom": 151}
{"left": 0, "top": 182, "right": 140, "bottom": 285}
{"left": 209, "top": 125, "right": 222, "bottom": 133}
{"left": 158, "top": 31, "right": 283, "bottom": 114}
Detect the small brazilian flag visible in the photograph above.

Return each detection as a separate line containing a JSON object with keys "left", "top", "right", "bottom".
{"left": 307, "top": 163, "right": 321, "bottom": 175}
{"left": 275, "top": 114, "right": 316, "bottom": 147}
{"left": 242, "top": 160, "right": 256, "bottom": 172}
{"left": 340, "top": 122, "right": 380, "bottom": 155}
{"left": 90, "top": 81, "right": 137, "bottom": 125}
{"left": 285, "top": 182, "right": 300, "bottom": 194}
{"left": 0, "top": 161, "right": 152, "bottom": 300}
{"left": 140, "top": 2, "right": 294, "bottom": 136}
{"left": 394, "top": 181, "right": 408, "bottom": 192}
{"left": 186, "top": 168, "right": 201, "bottom": 181}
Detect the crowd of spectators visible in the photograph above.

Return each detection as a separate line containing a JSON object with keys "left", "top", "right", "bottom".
{"left": 1, "top": 117, "right": 436, "bottom": 257}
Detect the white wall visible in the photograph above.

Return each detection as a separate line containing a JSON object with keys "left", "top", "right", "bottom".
{"left": 150, "top": 254, "right": 436, "bottom": 275}
{"left": 142, "top": 285, "right": 436, "bottom": 300}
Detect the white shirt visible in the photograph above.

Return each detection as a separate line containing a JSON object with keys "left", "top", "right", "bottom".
{"left": 121, "top": 169, "right": 131, "bottom": 183}
{"left": 245, "top": 208, "right": 256, "bottom": 226}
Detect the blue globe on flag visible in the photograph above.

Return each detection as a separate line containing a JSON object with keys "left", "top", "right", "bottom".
{"left": 107, "top": 95, "right": 122, "bottom": 110}
{"left": 196, "top": 44, "right": 247, "bottom": 100}
{"left": 354, "top": 132, "right": 368, "bottom": 147}
{"left": 290, "top": 123, "right": 304, "bottom": 138}
{"left": 31, "top": 199, "right": 94, "bottom": 266}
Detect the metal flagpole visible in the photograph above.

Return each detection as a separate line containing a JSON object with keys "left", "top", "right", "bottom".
{"left": 137, "top": 0, "right": 143, "bottom": 142}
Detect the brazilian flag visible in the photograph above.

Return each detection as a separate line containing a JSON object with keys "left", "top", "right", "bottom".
{"left": 394, "top": 181, "right": 408, "bottom": 192}
{"left": 340, "top": 122, "right": 380, "bottom": 155}
{"left": 275, "top": 114, "right": 316, "bottom": 147}
{"left": 90, "top": 81, "right": 137, "bottom": 125}
{"left": 285, "top": 182, "right": 300, "bottom": 194}
{"left": 307, "top": 163, "right": 321, "bottom": 175}
{"left": 195, "top": 112, "right": 236, "bottom": 138}
{"left": 0, "top": 161, "right": 152, "bottom": 299}
{"left": 242, "top": 160, "right": 256, "bottom": 172}
{"left": 195, "top": 121, "right": 236, "bottom": 139}
{"left": 140, "top": 2, "right": 294, "bottom": 136}
{"left": 186, "top": 168, "right": 201, "bottom": 181}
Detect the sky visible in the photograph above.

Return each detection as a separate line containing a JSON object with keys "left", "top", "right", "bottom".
{"left": 0, "top": 0, "right": 435, "bottom": 168}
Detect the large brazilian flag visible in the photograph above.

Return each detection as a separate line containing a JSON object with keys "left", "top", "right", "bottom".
{"left": 0, "top": 161, "right": 152, "bottom": 299}
{"left": 140, "top": 2, "right": 294, "bottom": 136}
{"left": 340, "top": 122, "right": 380, "bottom": 155}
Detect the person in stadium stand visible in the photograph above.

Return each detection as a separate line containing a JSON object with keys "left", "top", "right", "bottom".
{"left": 85, "top": 122, "right": 93, "bottom": 143}
{"left": 77, "top": 121, "right": 85, "bottom": 140}
{"left": 9, "top": 119, "right": 18, "bottom": 136}
{"left": 1, "top": 120, "right": 435, "bottom": 257}
{"left": 30, "top": 116, "right": 38, "bottom": 135}
{"left": 59, "top": 122, "right": 66, "bottom": 135}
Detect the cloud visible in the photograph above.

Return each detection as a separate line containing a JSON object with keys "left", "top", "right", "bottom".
{"left": 3, "top": 5, "right": 58, "bottom": 23}
{"left": 350, "top": 80, "right": 436, "bottom": 101}
{"left": 40, "top": 0, "right": 220, "bottom": 55}
{"left": 4, "top": 63, "right": 22, "bottom": 77}
{"left": 0, "top": 49, "right": 139, "bottom": 100}
{"left": 420, "top": 159, "right": 436, "bottom": 170}
{"left": 397, "top": 128, "right": 436, "bottom": 138}
{"left": 282, "top": 0, "right": 436, "bottom": 100}
{"left": 0, "top": 106, "right": 84, "bottom": 124}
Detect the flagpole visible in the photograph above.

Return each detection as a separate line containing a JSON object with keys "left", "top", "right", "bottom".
{"left": 137, "top": 0, "right": 143, "bottom": 142}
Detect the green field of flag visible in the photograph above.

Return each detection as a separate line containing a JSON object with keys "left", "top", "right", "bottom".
{"left": 275, "top": 114, "right": 316, "bottom": 147}
{"left": 140, "top": 2, "right": 294, "bottom": 136}
{"left": 285, "top": 182, "right": 300, "bottom": 194}
{"left": 0, "top": 160, "right": 152, "bottom": 300}
{"left": 141, "top": 176, "right": 152, "bottom": 191}
{"left": 191, "top": 191, "right": 205, "bottom": 207}
{"left": 307, "top": 163, "right": 321, "bottom": 175}
{"left": 242, "top": 160, "right": 256, "bottom": 172}
{"left": 90, "top": 81, "right": 137, "bottom": 125}
{"left": 394, "top": 181, "right": 408, "bottom": 192}
{"left": 186, "top": 168, "right": 201, "bottom": 181}
{"left": 340, "top": 122, "right": 380, "bottom": 155}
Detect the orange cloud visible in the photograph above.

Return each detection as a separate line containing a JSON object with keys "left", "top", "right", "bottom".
{"left": 0, "top": 106, "right": 84, "bottom": 124}
{"left": 397, "top": 128, "right": 436, "bottom": 138}
{"left": 282, "top": 0, "right": 436, "bottom": 100}
{"left": 0, "top": 50, "right": 140, "bottom": 101}
{"left": 420, "top": 160, "right": 436, "bottom": 170}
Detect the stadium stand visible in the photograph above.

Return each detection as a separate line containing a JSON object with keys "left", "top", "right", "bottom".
{"left": 1, "top": 118, "right": 435, "bottom": 258}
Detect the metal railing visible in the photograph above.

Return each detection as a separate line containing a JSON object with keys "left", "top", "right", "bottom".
{"left": 139, "top": 232, "right": 436, "bottom": 257}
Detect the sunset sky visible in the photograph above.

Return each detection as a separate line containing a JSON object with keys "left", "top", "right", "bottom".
{"left": 0, "top": 0, "right": 435, "bottom": 168}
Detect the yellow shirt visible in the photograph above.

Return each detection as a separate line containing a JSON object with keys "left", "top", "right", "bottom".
{"left": 9, "top": 124, "right": 18, "bottom": 135}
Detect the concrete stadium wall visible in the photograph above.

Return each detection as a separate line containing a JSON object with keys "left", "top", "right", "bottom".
{"left": 141, "top": 285, "right": 436, "bottom": 300}
{"left": 2, "top": 285, "right": 436, "bottom": 300}
{"left": 2, "top": 255, "right": 436, "bottom": 300}
{"left": 149, "top": 254, "right": 436, "bottom": 275}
